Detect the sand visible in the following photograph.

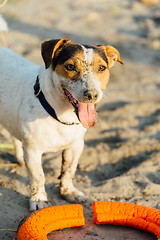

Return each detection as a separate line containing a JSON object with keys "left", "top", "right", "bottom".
{"left": 0, "top": 0, "right": 160, "bottom": 239}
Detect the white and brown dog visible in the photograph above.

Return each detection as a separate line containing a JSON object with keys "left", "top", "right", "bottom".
{"left": 0, "top": 38, "right": 122, "bottom": 211}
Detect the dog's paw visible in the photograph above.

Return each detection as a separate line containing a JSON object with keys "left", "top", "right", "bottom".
{"left": 60, "top": 186, "right": 86, "bottom": 203}
{"left": 29, "top": 199, "right": 51, "bottom": 211}
{"left": 65, "top": 192, "right": 86, "bottom": 203}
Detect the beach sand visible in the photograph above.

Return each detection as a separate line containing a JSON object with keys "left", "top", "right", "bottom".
{"left": 0, "top": 0, "right": 160, "bottom": 239}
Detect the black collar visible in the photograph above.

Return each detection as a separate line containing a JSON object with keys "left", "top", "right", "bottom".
{"left": 33, "top": 76, "right": 79, "bottom": 126}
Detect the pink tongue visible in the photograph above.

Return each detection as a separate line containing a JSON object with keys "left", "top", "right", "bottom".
{"left": 78, "top": 102, "right": 97, "bottom": 129}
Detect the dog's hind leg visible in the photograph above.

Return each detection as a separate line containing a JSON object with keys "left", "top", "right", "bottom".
{"left": 59, "top": 139, "right": 86, "bottom": 203}
{"left": 12, "top": 137, "right": 25, "bottom": 166}
{"left": 23, "top": 144, "right": 49, "bottom": 211}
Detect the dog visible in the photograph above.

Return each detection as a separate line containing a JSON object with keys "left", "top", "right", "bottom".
{"left": 0, "top": 38, "right": 122, "bottom": 211}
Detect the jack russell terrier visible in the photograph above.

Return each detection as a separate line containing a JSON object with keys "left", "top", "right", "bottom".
{"left": 0, "top": 38, "right": 123, "bottom": 211}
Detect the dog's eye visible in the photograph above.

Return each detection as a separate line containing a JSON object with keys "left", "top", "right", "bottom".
{"left": 98, "top": 65, "right": 106, "bottom": 72}
{"left": 65, "top": 64, "right": 76, "bottom": 71}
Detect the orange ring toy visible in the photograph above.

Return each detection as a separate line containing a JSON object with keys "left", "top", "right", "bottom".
{"left": 93, "top": 201, "right": 160, "bottom": 239}
{"left": 17, "top": 202, "right": 160, "bottom": 239}
{"left": 17, "top": 204, "right": 85, "bottom": 240}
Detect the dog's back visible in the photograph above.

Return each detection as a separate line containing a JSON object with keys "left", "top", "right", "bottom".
{"left": 0, "top": 47, "right": 39, "bottom": 136}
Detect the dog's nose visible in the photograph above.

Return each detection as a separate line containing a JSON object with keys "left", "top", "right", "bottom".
{"left": 84, "top": 90, "right": 99, "bottom": 102}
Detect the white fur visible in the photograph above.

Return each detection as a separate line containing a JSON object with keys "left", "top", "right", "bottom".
{"left": 0, "top": 15, "right": 8, "bottom": 32}
{"left": 0, "top": 47, "right": 87, "bottom": 211}
{"left": 82, "top": 45, "right": 94, "bottom": 65}
{"left": 81, "top": 45, "right": 103, "bottom": 102}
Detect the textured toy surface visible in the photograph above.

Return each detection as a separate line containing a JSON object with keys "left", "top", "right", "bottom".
{"left": 17, "top": 204, "right": 85, "bottom": 240}
{"left": 17, "top": 202, "right": 160, "bottom": 240}
{"left": 93, "top": 201, "right": 160, "bottom": 239}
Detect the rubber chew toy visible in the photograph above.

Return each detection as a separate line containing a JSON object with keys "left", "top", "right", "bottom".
{"left": 17, "top": 204, "right": 85, "bottom": 240}
{"left": 93, "top": 201, "right": 160, "bottom": 239}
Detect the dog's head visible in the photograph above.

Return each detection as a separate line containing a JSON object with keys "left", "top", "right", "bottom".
{"left": 41, "top": 38, "right": 123, "bottom": 129}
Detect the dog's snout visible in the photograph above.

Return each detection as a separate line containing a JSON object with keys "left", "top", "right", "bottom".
{"left": 84, "top": 90, "right": 99, "bottom": 102}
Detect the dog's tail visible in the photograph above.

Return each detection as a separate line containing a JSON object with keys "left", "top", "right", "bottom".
{"left": 0, "top": 15, "right": 8, "bottom": 47}
{"left": 0, "top": 15, "right": 8, "bottom": 32}
{"left": 0, "top": 0, "right": 8, "bottom": 47}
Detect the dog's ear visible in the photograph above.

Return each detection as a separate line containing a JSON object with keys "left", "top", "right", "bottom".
{"left": 97, "top": 45, "right": 123, "bottom": 69}
{"left": 41, "top": 38, "right": 72, "bottom": 69}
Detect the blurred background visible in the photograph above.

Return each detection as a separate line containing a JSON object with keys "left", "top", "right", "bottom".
{"left": 0, "top": 0, "right": 160, "bottom": 239}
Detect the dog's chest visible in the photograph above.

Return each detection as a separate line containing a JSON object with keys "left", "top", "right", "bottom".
{"left": 27, "top": 117, "right": 86, "bottom": 152}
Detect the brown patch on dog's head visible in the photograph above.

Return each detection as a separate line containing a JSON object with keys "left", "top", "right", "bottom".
{"left": 41, "top": 38, "right": 72, "bottom": 69}
{"left": 90, "top": 50, "right": 109, "bottom": 90}
{"left": 52, "top": 43, "right": 84, "bottom": 75}
{"left": 97, "top": 45, "right": 123, "bottom": 69}
{"left": 54, "top": 48, "right": 84, "bottom": 81}
{"left": 93, "top": 44, "right": 123, "bottom": 90}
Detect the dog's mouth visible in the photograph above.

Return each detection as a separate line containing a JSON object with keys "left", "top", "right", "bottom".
{"left": 64, "top": 89, "right": 97, "bottom": 129}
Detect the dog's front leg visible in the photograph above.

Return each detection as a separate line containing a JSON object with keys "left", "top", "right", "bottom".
{"left": 23, "top": 146, "right": 48, "bottom": 211}
{"left": 60, "top": 139, "right": 86, "bottom": 203}
{"left": 12, "top": 137, "right": 24, "bottom": 166}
